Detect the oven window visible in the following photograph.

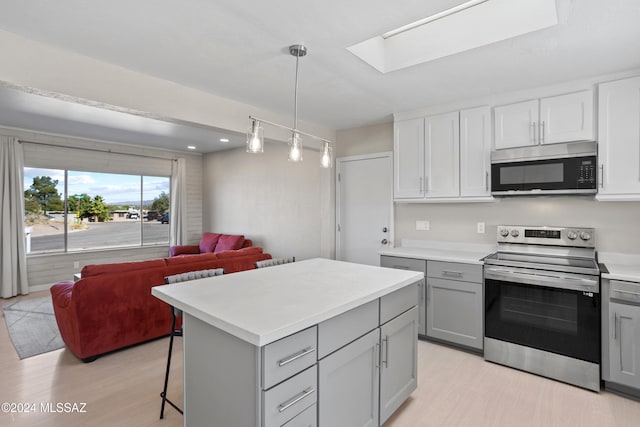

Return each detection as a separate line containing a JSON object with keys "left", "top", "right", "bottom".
{"left": 500, "top": 286, "right": 577, "bottom": 335}
{"left": 485, "top": 279, "right": 600, "bottom": 363}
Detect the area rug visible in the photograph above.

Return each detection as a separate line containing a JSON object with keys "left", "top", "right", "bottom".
{"left": 2, "top": 296, "right": 64, "bottom": 359}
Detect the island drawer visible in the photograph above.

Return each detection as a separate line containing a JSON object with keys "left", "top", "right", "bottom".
{"left": 380, "top": 281, "right": 420, "bottom": 325}
{"left": 427, "top": 260, "right": 482, "bottom": 283}
{"left": 318, "top": 299, "right": 378, "bottom": 359}
{"left": 262, "top": 326, "right": 317, "bottom": 390}
{"left": 282, "top": 403, "right": 316, "bottom": 427}
{"left": 380, "top": 256, "right": 427, "bottom": 275}
{"left": 263, "top": 365, "right": 317, "bottom": 427}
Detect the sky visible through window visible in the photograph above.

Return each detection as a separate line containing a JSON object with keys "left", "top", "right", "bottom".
{"left": 24, "top": 168, "right": 169, "bottom": 204}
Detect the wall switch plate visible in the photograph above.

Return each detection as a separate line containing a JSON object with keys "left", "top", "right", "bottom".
{"left": 416, "top": 220, "right": 430, "bottom": 231}
{"left": 73, "top": 261, "right": 80, "bottom": 269}
{"left": 477, "top": 222, "right": 485, "bottom": 234}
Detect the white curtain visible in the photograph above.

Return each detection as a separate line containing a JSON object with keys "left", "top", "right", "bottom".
{"left": 170, "top": 158, "right": 187, "bottom": 246}
{"left": 0, "top": 136, "right": 28, "bottom": 298}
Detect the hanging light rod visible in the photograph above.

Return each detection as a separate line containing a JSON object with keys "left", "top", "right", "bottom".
{"left": 246, "top": 44, "right": 333, "bottom": 168}
{"left": 248, "top": 116, "right": 331, "bottom": 144}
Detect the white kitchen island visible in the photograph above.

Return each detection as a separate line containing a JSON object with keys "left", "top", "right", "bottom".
{"left": 152, "top": 258, "right": 424, "bottom": 427}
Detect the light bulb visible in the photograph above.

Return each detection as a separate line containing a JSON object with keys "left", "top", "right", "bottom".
{"left": 288, "top": 133, "right": 303, "bottom": 162}
{"left": 246, "top": 121, "right": 264, "bottom": 153}
{"left": 321, "top": 143, "right": 332, "bottom": 168}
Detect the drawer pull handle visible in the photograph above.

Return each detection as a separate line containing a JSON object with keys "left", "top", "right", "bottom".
{"left": 278, "top": 347, "right": 315, "bottom": 367}
{"left": 442, "top": 270, "right": 464, "bottom": 278}
{"left": 278, "top": 387, "right": 315, "bottom": 413}
{"left": 613, "top": 289, "right": 640, "bottom": 297}
{"left": 392, "top": 265, "right": 410, "bottom": 270}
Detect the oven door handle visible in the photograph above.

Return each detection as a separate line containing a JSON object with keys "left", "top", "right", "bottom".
{"left": 484, "top": 267, "right": 599, "bottom": 293}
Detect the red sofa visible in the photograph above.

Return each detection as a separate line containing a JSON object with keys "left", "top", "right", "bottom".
{"left": 50, "top": 245, "right": 271, "bottom": 362}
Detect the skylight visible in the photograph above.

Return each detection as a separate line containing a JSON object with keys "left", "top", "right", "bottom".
{"left": 347, "top": 0, "right": 558, "bottom": 73}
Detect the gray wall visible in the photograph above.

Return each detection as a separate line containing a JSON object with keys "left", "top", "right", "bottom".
{"left": 203, "top": 142, "right": 334, "bottom": 260}
{"left": 336, "top": 122, "right": 640, "bottom": 255}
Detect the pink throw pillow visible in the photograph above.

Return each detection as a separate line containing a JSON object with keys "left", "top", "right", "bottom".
{"left": 199, "top": 233, "right": 221, "bottom": 253}
{"left": 214, "top": 234, "right": 245, "bottom": 253}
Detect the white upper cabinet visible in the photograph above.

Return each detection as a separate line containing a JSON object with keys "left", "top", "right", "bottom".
{"left": 393, "top": 118, "right": 424, "bottom": 199}
{"left": 460, "top": 106, "right": 492, "bottom": 197}
{"left": 394, "top": 107, "right": 492, "bottom": 202}
{"left": 597, "top": 75, "right": 640, "bottom": 200}
{"left": 425, "top": 111, "right": 460, "bottom": 198}
{"left": 494, "top": 100, "right": 539, "bottom": 149}
{"left": 494, "top": 90, "right": 594, "bottom": 150}
{"left": 540, "top": 90, "right": 594, "bottom": 144}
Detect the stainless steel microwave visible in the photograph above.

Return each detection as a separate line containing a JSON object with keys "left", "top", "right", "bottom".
{"left": 491, "top": 141, "right": 597, "bottom": 196}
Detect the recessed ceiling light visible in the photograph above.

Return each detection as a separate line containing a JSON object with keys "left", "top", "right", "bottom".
{"left": 187, "top": 145, "right": 196, "bottom": 150}
{"left": 220, "top": 138, "right": 229, "bottom": 143}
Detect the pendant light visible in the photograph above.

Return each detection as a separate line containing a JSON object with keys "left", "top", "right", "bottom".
{"left": 247, "top": 44, "right": 333, "bottom": 168}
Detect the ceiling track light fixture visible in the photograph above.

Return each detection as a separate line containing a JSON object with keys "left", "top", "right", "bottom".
{"left": 247, "top": 44, "right": 333, "bottom": 168}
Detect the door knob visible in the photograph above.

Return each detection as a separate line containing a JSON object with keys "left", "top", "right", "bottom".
{"left": 381, "top": 239, "right": 388, "bottom": 245}
{"left": 382, "top": 227, "right": 388, "bottom": 233}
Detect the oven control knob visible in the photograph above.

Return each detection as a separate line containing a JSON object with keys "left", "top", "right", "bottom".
{"left": 567, "top": 231, "right": 578, "bottom": 240}
{"left": 499, "top": 228, "right": 509, "bottom": 237}
{"left": 580, "top": 231, "right": 592, "bottom": 241}
{"left": 510, "top": 229, "right": 520, "bottom": 238}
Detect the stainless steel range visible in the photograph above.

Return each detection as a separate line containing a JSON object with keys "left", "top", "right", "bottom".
{"left": 484, "top": 225, "right": 601, "bottom": 391}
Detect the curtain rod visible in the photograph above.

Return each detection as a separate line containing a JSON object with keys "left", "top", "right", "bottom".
{"left": 18, "top": 139, "right": 179, "bottom": 162}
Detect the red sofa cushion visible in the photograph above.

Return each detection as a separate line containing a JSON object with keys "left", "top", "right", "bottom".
{"left": 216, "top": 246, "right": 263, "bottom": 259}
{"left": 199, "top": 233, "right": 221, "bottom": 253}
{"left": 214, "top": 234, "right": 245, "bottom": 253}
{"left": 165, "top": 253, "right": 218, "bottom": 266}
{"left": 81, "top": 259, "right": 166, "bottom": 278}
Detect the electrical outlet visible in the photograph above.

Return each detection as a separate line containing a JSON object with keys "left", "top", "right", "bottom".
{"left": 73, "top": 261, "right": 80, "bottom": 269}
{"left": 416, "top": 220, "right": 430, "bottom": 231}
{"left": 477, "top": 222, "right": 485, "bottom": 234}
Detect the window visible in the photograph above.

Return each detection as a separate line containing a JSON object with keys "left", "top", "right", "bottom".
{"left": 23, "top": 167, "right": 170, "bottom": 254}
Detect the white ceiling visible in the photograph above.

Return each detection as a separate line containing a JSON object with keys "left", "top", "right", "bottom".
{"left": 0, "top": 0, "right": 639, "bottom": 152}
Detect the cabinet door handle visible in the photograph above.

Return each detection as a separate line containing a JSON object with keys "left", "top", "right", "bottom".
{"left": 278, "top": 387, "right": 315, "bottom": 413}
{"left": 599, "top": 164, "right": 604, "bottom": 188}
{"left": 419, "top": 176, "right": 423, "bottom": 194}
{"left": 426, "top": 283, "right": 430, "bottom": 305}
{"left": 278, "top": 347, "right": 315, "bottom": 367}
{"left": 382, "top": 336, "right": 389, "bottom": 368}
{"left": 375, "top": 342, "right": 380, "bottom": 368}
{"left": 531, "top": 121, "right": 536, "bottom": 143}
{"left": 485, "top": 171, "right": 489, "bottom": 192}
{"left": 614, "top": 313, "right": 618, "bottom": 340}
{"left": 540, "top": 121, "right": 545, "bottom": 143}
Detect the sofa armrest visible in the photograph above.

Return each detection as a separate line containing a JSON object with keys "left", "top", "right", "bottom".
{"left": 51, "top": 281, "right": 74, "bottom": 308}
{"left": 169, "top": 245, "right": 201, "bottom": 257}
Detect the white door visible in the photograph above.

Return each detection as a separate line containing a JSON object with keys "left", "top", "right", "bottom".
{"left": 540, "top": 90, "right": 594, "bottom": 144}
{"left": 336, "top": 153, "right": 392, "bottom": 266}
{"left": 393, "top": 118, "right": 424, "bottom": 199}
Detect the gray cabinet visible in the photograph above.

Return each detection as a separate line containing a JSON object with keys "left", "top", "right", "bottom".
{"left": 380, "top": 255, "right": 426, "bottom": 336}
{"left": 426, "top": 261, "right": 483, "bottom": 350}
{"left": 603, "top": 279, "right": 640, "bottom": 392}
{"left": 318, "top": 283, "right": 418, "bottom": 427}
{"left": 318, "top": 328, "right": 380, "bottom": 427}
{"left": 380, "top": 306, "right": 418, "bottom": 425}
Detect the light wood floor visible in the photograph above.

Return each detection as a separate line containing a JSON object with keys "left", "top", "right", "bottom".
{"left": 2, "top": 291, "right": 640, "bottom": 427}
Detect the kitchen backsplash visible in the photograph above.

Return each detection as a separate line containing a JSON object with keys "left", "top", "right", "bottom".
{"left": 395, "top": 197, "right": 640, "bottom": 254}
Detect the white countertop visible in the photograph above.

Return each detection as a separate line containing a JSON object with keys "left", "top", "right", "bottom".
{"left": 152, "top": 258, "right": 423, "bottom": 347}
{"left": 379, "top": 240, "right": 495, "bottom": 265}
{"left": 599, "top": 252, "right": 640, "bottom": 282}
